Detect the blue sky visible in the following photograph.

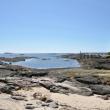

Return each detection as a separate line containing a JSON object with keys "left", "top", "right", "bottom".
{"left": 0, "top": 0, "right": 110, "bottom": 53}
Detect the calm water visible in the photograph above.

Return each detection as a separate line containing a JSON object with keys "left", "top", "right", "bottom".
{"left": 0, "top": 53, "right": 80, "bottom": 69}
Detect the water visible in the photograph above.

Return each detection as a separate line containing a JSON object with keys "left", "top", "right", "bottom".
{"left": 0, "top": 53, "right": 80, "bottom": 69}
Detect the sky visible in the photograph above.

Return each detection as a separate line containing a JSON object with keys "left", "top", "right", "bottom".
{"left": 0, "top": 0, "right": 110, "bottom": 53}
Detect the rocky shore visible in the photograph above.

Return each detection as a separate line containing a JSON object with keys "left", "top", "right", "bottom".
{"left": 0, "top": 65, "right": 110, "bottom": 109}
{"left": 62, "top": 53, "right": 110, "bottom": 69}
{"left": 0, "top": 55, "right": 110, "bottom": 110}
{"left": 0, "top": 56, "right": 35, "bottom": 62}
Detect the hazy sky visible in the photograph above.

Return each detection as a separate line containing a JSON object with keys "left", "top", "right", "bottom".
{"left": 0, "top": 0, "right": 110, "bottom": 53}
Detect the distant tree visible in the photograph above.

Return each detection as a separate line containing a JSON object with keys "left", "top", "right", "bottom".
{"left": 108, "top": 52, "right": 110, "bottom": 55}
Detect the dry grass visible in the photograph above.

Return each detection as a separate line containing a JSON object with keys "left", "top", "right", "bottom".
{"left": 61, "top": 69, "right": 110, "bottom": 85}
{"left": 62, "top": 69, "right": 110, "bottom": 78}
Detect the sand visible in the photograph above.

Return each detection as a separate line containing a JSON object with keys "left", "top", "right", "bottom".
{"left": 0, "top": 87, "right": 109, "bottom": 110}
{"left": 0, "top": 94, "right": 25, "bottom": 110}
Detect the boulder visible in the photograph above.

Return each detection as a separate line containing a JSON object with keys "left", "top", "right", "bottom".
{"left": 76, "top": 87, "right": 93, "bottom": 96}
{"left": 90, "top": 84, "right": 110, "bottom": 95}
{"left": 49, "top": 102, "right": 58, "bottom": 108}
{"left": 75, "top": 75, "right": 101, "bottom": 84}
{"left": 98, "top": 95, "right": 110, "bottom": 100}
{"left": 0, "top": 78, "right": 8, "bottom": 83}
{"left": 0, "top": 82, "right": 7, "bottom": 93}
{"left": 0, "top": 85, "right": 16, "bottom": 94}
{"left": 41, "top": 102, "right": 49, "bottom": 106}
{"left": 55, "top": 74, "right": 70, "bottom": 83}
{"left": 39, "top": 80, "right": 54, "bottom": 89}
{"left": 59, "top": 104, "right": 79, "bottom": 110}
{"left": 25, "top": 105, "right": 35, "bottom": 109}
{"left": 18, "top": 71, "right": 48, "bottom": 77}
{"left": 50, "top": 85, "right": 69, "bottom": 94}
{"left": 63, "top": 80, "right": 93, "bottom": 96}
{"left": 39, "top": 80, "right": 92, "bottom": 96}
{"left": 11, "top": 95, "right": 26, "bottom": 101}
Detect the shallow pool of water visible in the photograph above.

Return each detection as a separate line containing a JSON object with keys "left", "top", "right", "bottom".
{"left": 0, "top": 53, "right": 80, "bottom": 69}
